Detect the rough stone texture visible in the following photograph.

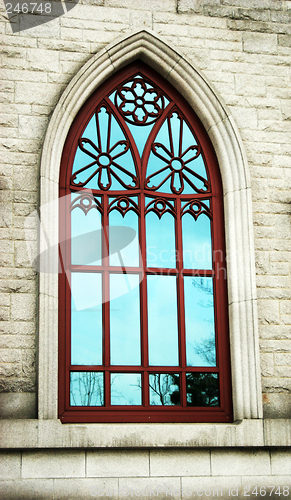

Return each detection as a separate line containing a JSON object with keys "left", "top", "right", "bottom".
{"left": 0, "top": 0, "right": 290, "bottom": 421}
{"left": 0, "top": 448, "right": 290, "bottom": 500}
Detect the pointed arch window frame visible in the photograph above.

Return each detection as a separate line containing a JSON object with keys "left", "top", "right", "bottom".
{"left": 38, "top": 31, "right": 262, "bottom": 428}
{"left": 58, "top": 62, "right": 232, "bottom": 423}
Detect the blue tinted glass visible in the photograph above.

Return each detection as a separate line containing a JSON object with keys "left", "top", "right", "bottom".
{"left": 146, "top": 211, "right": 176, "bottom": 269}
{"left": 72, "top": 107, "right": 137, "bottom": 191}
{"left": 109, "top": 209, "right": 139, "bottom": 267}
{"left": 182, "top": 213, "right": 212, "bottom": 270}
{"left": 72, "top": 115, "right": 97, "bottom": 185}
{"left": 111, "top": 373, "right": 142, "bottom": 405}
{"left": 71, "top": 273, "right": 102, "bottom": 366}
{"left": 184, "top": 277, "right": 216, "bottom": 367}
{"left": 146, "top": 112, "right": 208, "bottom": 195}
{"left": 71, "top": 196, "right": 102, "bottom": 266}
{"left": 147, "top": 275, "right": 179, "bottom": 366}
{"left": 127, "top": 122, "right": 154, "bottom": 156}
{"left": 70, "top": 372, "right": 104, "bottom": 406}
{"left": 110, "top": 274, "right": 141, "bottom": 365}
{"left": 149, "top": 374, "right": 180, "bottom": 406}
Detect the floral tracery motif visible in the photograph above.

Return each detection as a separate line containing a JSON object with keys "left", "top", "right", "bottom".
{"left": 115, "top": 78, "right": 165, "bottom": 125}
{"left": 70, "top": 104, "right": 139, "bottom": 191}
{"left": 71, "top": 193, "right": 103, "bottom": 215}
{"left": 145, "top": 198, "right": 176, "bottom": 219}
{"left": 145, "top": 112, "right": 209, "bottom": 195}
{"left": 181, "top": 200, "right": 212, "bottom": 221}
{"left": 108, "top": 196, "right": 140, "bottom": 217}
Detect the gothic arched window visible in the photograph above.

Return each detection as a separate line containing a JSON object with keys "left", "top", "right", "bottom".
{"left": 59, "top": 62, "right": 232, "bottom": 423}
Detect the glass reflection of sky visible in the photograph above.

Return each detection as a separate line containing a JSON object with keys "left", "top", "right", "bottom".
{"left": 109, "top": 209, "right": 139, "bottom": 267}
{"left": 147, "top": 275, "right": 179, "bottom": 366}
{"left": 182, "top": 213, "right": 212, "bottom": 270}
{"left": 110, "top": 274, "right": 141, "bottom": 366}
{"left": 111, "top": 373, "right": 142, "bottom": 405}
{"left": 72, "top": 110, "right": 137, "bottom": 190}
{"left": 146, "top": 113, "right": 208, "bottom": 195}
{"left": 71, "top": 199, "right": 102, "bottom": 267}
{"left": 71, "top": 272, "right": 102, "bottom": 365}
{"left": 149, "top": 374, "right": 180, "bottom": 406}
{"left": 70, "top": 372, "right": 104, "bottom": 406}
{"left": 184, "top": 277, "right": 216, "bottom": 367}
{"left": 146, "top": 211, "right": 176, "bottom": 268}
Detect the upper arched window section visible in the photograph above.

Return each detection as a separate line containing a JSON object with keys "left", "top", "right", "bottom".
{"left": 59, "top": 62, "right": 232, "bottom": 423}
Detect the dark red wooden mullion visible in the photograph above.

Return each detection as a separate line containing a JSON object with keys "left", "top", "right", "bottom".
{"left": 102, "top": 194, "right": 111, "bottom": 407}
{"left": 176, "top": 198, "right": 187, "bottom": 407}
{"left": 140, "top": 192, "right": 149, "bottom": 407}
{"left": 69, "top": 186, "right": 213, "bottom": 201}
{"left": 69, "top": 365, "right": 219, "bottom": 373}
{"left": 211, "top": 194, "right": 232, "bottom": 417}
{"left": 64, "top": 191, "right": 74, "bottom": 410}
{"left": 69, "top": 265, "right": 215, "bottom": 276}
{"left": 58, "top": 188, "right": 70, "bottom": 415}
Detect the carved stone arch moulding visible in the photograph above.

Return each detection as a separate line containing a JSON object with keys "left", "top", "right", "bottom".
{"left": 39, "top": 29, "right": 262, "bottom": 422}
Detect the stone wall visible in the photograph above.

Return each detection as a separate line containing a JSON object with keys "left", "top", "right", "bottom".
{"left": 1, "top": 448, "right": 291, "bottom": 500}
{"left": 0, "top": 0, "right": 291, "bottom": 419}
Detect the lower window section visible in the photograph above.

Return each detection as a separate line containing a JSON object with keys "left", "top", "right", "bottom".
{"left": 186, "top": 373, "right": 219, "bottom": 407}
{"left": 70, "top": 372, "right": 104, "bottom": 406}
{"left": 111, "top": 373, "right": 142, "bottom": 406}
{"left": 69, "top": 371, "right": 218, "bottom": 408}
{"left": 149, "top": 374, "right": 180, "bottom": 406}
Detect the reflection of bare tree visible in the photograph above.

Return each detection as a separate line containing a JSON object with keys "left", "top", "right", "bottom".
{"left": 193, "top": 336, "right": 216, "bottom": 366}
{"left": 70, "top": 372, "right": 103, "bottom": 406}
{"left": 191, "top": 278, "right": 216, "bottom": 365}
{"left": 111, "top": 375, "right": 141, "bottom": 405}
{"left": 149, "top": 374, "right": 180, "bottom": 405}
{"left": 192, "top": 277, "right": 213, "bottom": 308}
{"left": 186, "top": 373, "right": 219, "bottom": 407}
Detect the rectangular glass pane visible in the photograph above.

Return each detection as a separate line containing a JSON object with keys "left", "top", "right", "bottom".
{"left": 111, "top": 373, "right": 142, "bottom": 405}
{"left": 71, "top": 273, "right": 102, "bottom": 365}
{"left": 182, "top": 212, "right": 212, "bottom": 270}
{"left": 70, "top": 372, "right": 104, "bottom": 406}
{"left": 146, "top": 211, "right": 176, "bottom": 268}
{"left": 147, "top": 275, "right": 179, "bottom": 366}
{"left": 186, "top": 373, "right": 219, "bottom": 406}
{"left": 149, "top": 374, "right": 180, "bottom": 406}
{"left": 109, "top": 207, "right": 139, "bottom": 267}
{"left": 110, "top": 274, "right": 141, "bottom": 365}
{"left": 184, "top": 277, "right": 216, "bottom": 367}
{"left": 71, "top": 196, "right": 102, "bottom": 266}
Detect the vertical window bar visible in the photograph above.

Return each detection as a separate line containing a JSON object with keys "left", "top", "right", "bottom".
{"left": 103, "top": 195, "right": 110, "bottom": 406}
{"left": 140, "top": 193, "right": 149, "bottom": 406}
{"left": 176, "top": 198, "right": 187, "bottom": 407}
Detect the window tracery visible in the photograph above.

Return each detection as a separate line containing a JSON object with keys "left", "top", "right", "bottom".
{"left": 59, "top": 62, "right": 232, "bottom": 423}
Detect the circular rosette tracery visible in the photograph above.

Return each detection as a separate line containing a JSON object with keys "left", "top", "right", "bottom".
{"left": 70, "top": 103, "right": 139, "bottom": 191}
{"left": 115, "top": 77, "right": 165, "bottom": 125}
{"left": 145, "top": 198, "right": 176, "bottom": 220}
{"left": 145, "top": 110, "right": 210, "bottom": 195}
{"left": 181, "top": 200, "right": 212, "bottom": 221}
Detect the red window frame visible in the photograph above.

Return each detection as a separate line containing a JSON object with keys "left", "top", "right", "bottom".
{"left": 58, "top": 62, "right": 233, "bottom": 423}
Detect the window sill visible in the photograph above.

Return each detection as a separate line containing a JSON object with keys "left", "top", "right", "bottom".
{"left": 0, "top": 419, "right": 290, "bottom": 449}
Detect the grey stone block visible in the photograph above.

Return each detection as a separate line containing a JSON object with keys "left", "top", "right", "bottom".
{"left": 22, "top": 450, "right": 86, "bottom": 479}
{"left": 0, "top": 393, "right": 36, "bottom": 419}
